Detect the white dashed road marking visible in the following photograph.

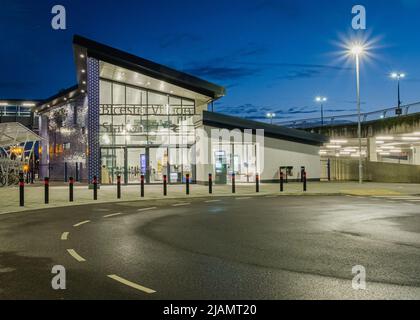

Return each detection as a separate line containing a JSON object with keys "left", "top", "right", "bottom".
{"left": 103, "top": 212, "right": 123, "bottom": 218}
{"left": 172, "top": 203, "right": 191, "bottom": 207}
{"left": 107, "top": 275, "right": 156, "bottom": 294}
{"left": 236, "top": 197, "right": 252, "bottom": 200}
{"left": 73, "top": 220, "right": 91, "bottom": 227}
{"left": 137, "top": 207, "right": 157, "bottom": 212}
{"left": 67, "top": 249, "right": 86, "bottom": 262}
{"left": 61, "top": 232, "right": 69, "bottom": 241}
{"left": 205, "top": 200, "right": 221, "bottom": 203}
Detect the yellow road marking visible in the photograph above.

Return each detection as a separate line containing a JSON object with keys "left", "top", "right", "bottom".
{"left": 61, "top": 232, "right": 69, "bottom": 241}
{"left": 73, "top": 220, "right": 91, "bottom": 227}
{"left": 137, "top": 207, "right": 157, "bottom": 212}
{"left": 107, "top": 275, "right": 156, "bottom": 294}
{"left": 67, "top": 249, "right": 86, "bottom": 262}
{"left": 103, "top": 212, "right": 123, "bottom": 218}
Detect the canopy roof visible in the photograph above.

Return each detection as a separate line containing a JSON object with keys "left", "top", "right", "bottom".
{"left": 0, "top": 122, "right": 42, "bottom": 148}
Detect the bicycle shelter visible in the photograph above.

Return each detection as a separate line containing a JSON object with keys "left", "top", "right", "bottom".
{"left": 0, "top": 122, "right": 42, "bottom": 186}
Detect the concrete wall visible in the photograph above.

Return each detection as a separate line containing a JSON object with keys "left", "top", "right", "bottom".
{"left": 329, "top": 158, "right": 420, "bottom": 183}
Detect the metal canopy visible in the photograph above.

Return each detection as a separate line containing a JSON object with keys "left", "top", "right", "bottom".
{"left": 0, "top": 122, "right": 42, "bottom": 148}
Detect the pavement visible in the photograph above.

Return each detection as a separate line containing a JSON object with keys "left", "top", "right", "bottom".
{"left": 0, "top": 181, "right": 420, "bottom": 216}
{"left": 0, "top": 194, "right": 419, "bottom": 300}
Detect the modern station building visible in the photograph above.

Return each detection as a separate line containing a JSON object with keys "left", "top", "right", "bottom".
{"left": 33, "top": 35, "right": 326, "bottom": 185}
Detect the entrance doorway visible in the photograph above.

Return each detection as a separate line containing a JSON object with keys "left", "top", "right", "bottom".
{"left": 100, "top": 146, "right": 194, "bottom": 185}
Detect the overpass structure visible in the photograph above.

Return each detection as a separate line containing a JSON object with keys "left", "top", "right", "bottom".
{"left": 277, "top": 102, "right": 420, "bottom": 183}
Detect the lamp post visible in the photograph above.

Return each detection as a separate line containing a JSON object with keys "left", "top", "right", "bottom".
{"left": 391, "top": 72, "right": 405, "bottom": 115}
{"left": 315, "top": 96, "right": 327, "bottom": 126}
{"left": 266, "top": 112, "right": 276, "bottom": 125}
{"left": 350, "top": 44, "right": 364, "bottom": 184}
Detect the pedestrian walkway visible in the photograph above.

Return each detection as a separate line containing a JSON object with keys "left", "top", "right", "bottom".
{"left": 0, "top": 181, "right": 419, "bottom": 215}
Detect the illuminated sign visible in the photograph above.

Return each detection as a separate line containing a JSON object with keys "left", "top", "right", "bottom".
{"left": 100, "top": 104, "right": 195, "bottom": 116}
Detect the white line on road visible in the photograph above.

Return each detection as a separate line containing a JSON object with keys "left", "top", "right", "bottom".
{"left": 107, "top": 275, "right": 156, "bottom": 294}
{"left": 236, "top": 197, "right": 252, "bottom": 200}
{"left": 137, "top": 207, "right": 157, "bottom": 212}
{"left": 103, "top": 212, "right": 123, "bottom": 218}
{"left": 73, "top": 220, "right": 91, "bottom": 227}
{"left": 205, "top": 200, "right": 221, "bottom": 203}
{"left": 67, "top": 249, "right": 86, "bottom": 262}
{"left": 265, "top": 196, "right": 277, "bottom": 198}
{"left": 61, "top": 232, "right": 69, "bottom": 241}
{"left": 172, "top": 203, "right": 191, "bottom": 207}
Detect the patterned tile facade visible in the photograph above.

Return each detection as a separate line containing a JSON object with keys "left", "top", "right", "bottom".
{"left": 87, "top": 57, "right": 100, "bottom": 184}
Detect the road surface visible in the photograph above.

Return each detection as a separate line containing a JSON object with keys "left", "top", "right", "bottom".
{"left": 0, "top": 195, "right": 419, "bottom": 300}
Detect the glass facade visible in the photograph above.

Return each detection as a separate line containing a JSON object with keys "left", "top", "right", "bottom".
{"left": 99, "top": 79, "right": 196, "bottom": 184}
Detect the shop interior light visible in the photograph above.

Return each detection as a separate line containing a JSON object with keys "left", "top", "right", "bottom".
{"left": 0, "top": 102, "right": 8, "bottom": 106}
{"left": 326, "top": 145, "right": 341, "bottom": 149}
{"left": 22, "top": 102, "right": 36, "bottom": 107}
{"left": 376, "top": 136, "right": 394, "bottom": 141}
{"left": 330, "top": 139, "right": 348, "bottom": 144}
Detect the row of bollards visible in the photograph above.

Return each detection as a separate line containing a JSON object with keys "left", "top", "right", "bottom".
{"left": 19, "top": 171, "right": 309, "bottom": 207}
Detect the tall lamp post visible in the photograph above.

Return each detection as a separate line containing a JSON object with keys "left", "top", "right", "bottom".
{"left": 350, "top": 44, "right": 365, "bottom": 184}
{"left": 391, "top": 72, "right": 405, "bottom": 115}
{"left": 266, "top": 112, "right": 276, "bottom": 125}
{"left": 315, "top": 96, "right": 327, "bottom": 126}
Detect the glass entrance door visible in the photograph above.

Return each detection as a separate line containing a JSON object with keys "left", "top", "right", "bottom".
{"left": 100, "top": 147, "right": 126, "bottom": 184}
{"left": 149, "top": 147, "right": 168, "bottom": 184}
{"left": 127, "top": 148, "right": 147, "bottom": 184}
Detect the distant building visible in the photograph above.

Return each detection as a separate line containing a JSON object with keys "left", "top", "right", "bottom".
{"left": 0, "top": 99, "right": 39, "bottom": 131}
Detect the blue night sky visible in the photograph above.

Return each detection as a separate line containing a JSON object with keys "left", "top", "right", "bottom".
{"left": 1, "top": 0, "right": 420, "bottom": 122}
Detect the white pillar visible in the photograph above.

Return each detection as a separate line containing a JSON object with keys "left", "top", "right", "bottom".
{"left": 368, "top": 137, "right": 377, "bottom": 162}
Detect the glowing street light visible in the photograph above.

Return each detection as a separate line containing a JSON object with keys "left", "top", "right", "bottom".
{"left": 391, "top": 72, "right": 405, "bottom": 115}
{"left": 266, "top": 112, "right": 276, "bottom": 125}
{"left": 349, "top": 42, "right": 366, "bottom": 184}
{"left": 315, "top": 96, "right": 327, "bottom": 126}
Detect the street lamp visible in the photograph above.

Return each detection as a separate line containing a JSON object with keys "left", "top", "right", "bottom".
{"left": 266, "top": 112, "right": 276, "bottom": 125}
{"left": 391, "top": 72, "right": 405, "bottom": 115}
{"left": 349, "top": 43, "right": 365, "bottom": 184}
{"left": 315, "top": 96, "right": 327, "bottom": 126}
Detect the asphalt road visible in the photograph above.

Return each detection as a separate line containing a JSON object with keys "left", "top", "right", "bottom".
{"left": 0, "top": 195, "right": 420, "bottom": 300}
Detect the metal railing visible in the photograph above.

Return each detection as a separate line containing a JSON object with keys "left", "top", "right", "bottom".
{"left": 275, "top": 102, "right": 420, "bottom": 129}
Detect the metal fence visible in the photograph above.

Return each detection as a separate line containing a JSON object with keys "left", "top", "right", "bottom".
{"left": 275, "top": 102, "right": 420, "bottom": 129}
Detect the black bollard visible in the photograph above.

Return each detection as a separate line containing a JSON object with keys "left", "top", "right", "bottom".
{"left": 93, "top": 176, "right": 98, "bottom": 200}
{"left": 303, "top": 170, "right": 307, "bottom": 192}
{"left": 256, "top": 174, "right": 260, "bottom": 193}
{"left": 140, "top": 175, "right": 145, "bottom": 198}
{"left": 209, "top": 173, "right": 213, "bottom": 194}
{"left": 163, "top": 175, "right": 167, "bottom": 196}
{"left": 327, "top": 159, "right": 331, "bottom": 182}
{"left": 19, "top": 177, "right": 24, "bottom": 207}
{"left": 117, "top": 175, "right": 121, "bottom": 199}
{"left": 280, "top": 171, "right": 284, "bottom": 192}
{"left": 232, "top": 173, "right": 236, "bottom": 194}
{"left": 186, "top": 174, "right": 190, "bottom": 195}
{"left": 69, "top": 177, "right": 74, "bottom": 202}
{"left": 44, "top": 177, "right": 50, "bottom": 204}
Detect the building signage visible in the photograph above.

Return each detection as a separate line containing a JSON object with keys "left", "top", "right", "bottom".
{"left": 100, "top": 104, "right": 195, "bottom": 116}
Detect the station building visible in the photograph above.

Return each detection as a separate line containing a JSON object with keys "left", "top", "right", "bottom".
{"left": 34, "top": 35, "right": 327, "bottom": 185}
